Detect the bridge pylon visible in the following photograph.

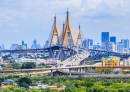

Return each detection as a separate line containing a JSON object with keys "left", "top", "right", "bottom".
{"left": 77, "top": 24, "right": 83, "bottom": 48}
{"left": 60, "top": 8, "right": 77, "bottom": 47}
{"left": 48, "top": 14, "right": 61, "bottom": 47}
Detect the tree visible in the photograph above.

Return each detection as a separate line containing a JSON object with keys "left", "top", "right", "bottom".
{"left": 85, "top": 82, "right": 94, "bottom": 87}
{"left": 21, "top": 62, "right": 36, "bottom": 69}
{"left": 12, "top": 63, "right": 21, "bottom": 69}
{"left": 118, "top": 88, "right": 126, "bottom": 92}
{"left": 18, "top": 77, "right": 32, "bottom": 88}
{"left": 109, "top": 89, "right": 118, "bottom": 92}
{"left": 77, "top": 75, "right": 84, "bottom": 81}
{"left": 75, "top": 80, "right": 85, "bottom": 88}
{"left": 86, "top": 88, "right": 93, "bottom": 92}
{"left": 2, "top": 54, "right": 11, "bottom": 60}
{"left": 0, "top": 77, "right": 4, "bottom": 83}
{"left": 102, "top": 82, "right": 113, "bottom": 86}
{"left": 65, "top": 80, "right": 70, "bottom": 88}
{"left": 1, "top": 64, "right": 5, "bottom": 68}
{"left": 7, "top": 75, "right": 13, "bottom": 79}
{"left": 10, "top": 61, "right": 15, "bottom": 63}
{"left": 126, "top": 85, "right": 130, "bottom": 92}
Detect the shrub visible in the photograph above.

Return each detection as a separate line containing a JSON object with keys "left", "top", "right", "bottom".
{"left": 118, "top": 88, "right": 126, "bottom": 92}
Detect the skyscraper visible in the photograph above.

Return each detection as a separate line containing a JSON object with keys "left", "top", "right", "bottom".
{"left": 101, "top": 32, "right": 109, "bottom": 42}
{"left": 10, "top": 44, "right": 18, "bottom": 50}
{"left": 22, "top": 40, "right": 27, "bottom": 49}
{"left": 121, "top": 39, "right": 129, "bottom": 49}
{"left": 87, "top": 39, "right": 93, "bottom": 47}
{"left": 22, "top": 41, "right": 24, "bottom": 46}
{"left": 110, "top": 36, "right": 116, "bottom": 44}
{"left": 117, "top": 42, "right": 123, "bottom": 53}
{"left": 33, "top": 39, "right": 37, "bottom": 47}
{"left": 101, "top": 42, "right": 115, "bottom": 51}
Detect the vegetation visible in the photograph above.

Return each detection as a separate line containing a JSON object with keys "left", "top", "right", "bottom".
{"left": 12, "top": 63, "right": 21, "bottom": 69}
{"left": 21, "top": 62, "right": 36, "bottom": 69}
{"left": 10, "top": 60, "right": 15, "bottom": 63}
{"left": 2, "top": 54, "right": 11, "bottom": 60}
{"left": 0, "top": 75, "right": 130, "bottom": 92}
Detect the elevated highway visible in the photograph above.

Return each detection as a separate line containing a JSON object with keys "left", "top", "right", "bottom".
{"left": 0, "top": 65, "right": 96, "bottom": 73}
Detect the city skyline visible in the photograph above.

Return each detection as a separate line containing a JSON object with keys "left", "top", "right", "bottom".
{"left": 0, "top": 0, "right": 130, "bottom": 49}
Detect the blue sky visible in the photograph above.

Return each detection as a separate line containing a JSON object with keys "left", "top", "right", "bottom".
{"left": 0, "top": 0, "right": 130, "bottom": 49}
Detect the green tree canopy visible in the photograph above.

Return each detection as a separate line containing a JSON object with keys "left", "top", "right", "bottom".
{"left": 12, "top": 63, "right": 21, "bottom": 69}
{"left": 21, "top": 62, "right": 36, "bottom": 69}
{"left": 18, "top": 77, "right": 32, "bottom": 88}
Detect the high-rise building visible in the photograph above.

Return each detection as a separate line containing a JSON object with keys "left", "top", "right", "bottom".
{"left": 10, "top": 44, "right": 18, "bottom": 50}
{"left": 22, "top": 40, "right": 27, "bottom": 49}
{"left": 117, "top": 42, "right": 123, "bottom": 53}
{"left": 110, "top": 36, "right": 116, "bottom": 44}
{"left": 93, "top": 43, "right": 101, "bottom": 50}
{"left": 82, "top": 39, "right": 87, "bottom": 48}
{"left": 101, "top": 41, "right": 115, "bottom": 51}
{"left": 121, "top": 39, "right": 129, "bottom": 49}
{"left": 33, "top": 39, "right": 37, "bottom": 47}
{"left": 45, "top": 40, "right": 49, "bottom": 48}
{"left": 24, "top": 44, "right": 27, "bottom": 49}
{"left": 22, "top": 41, "right": 24, "bottom": 46}
{"left": 101, "top": 32, "right": 109, "bottom": 42}
{"left": 1, "top": 44, "right": 5, "bottom": 50}
{"left": 87, "top": 39, "right": 93, "bottom": 48}
{"left": 82, "top": 38, "right": 93, "bottom": 49}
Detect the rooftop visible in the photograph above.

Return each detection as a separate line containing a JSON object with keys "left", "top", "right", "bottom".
{"left": 102, "top": 56, "right": 120, "bottom": 60}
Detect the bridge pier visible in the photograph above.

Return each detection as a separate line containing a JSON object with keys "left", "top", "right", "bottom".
{"left": 51, "top": 70, "right": 53, "bottom": 76}
{"left": 69, "top": 69, "right": 71, "bottom": 77}
{"left": 27, "top": 71, "right": 30, "bottom": 76}
{"left": 79, "top": 68, "right": 82, "bottom": 72}
{"left": 78, "top": 68, "right": 80, "bottom": 72}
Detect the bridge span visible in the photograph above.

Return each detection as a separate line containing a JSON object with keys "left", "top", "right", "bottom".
{"left": 0, "top": 65, "right": 96, "bottom": 73}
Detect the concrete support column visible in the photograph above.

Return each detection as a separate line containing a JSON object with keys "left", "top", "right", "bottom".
{"left": 80, "top": 68, "right": 82, "bottom": 72}
{"left": 51, "top": 70, "right": 53, "bottom": 76}
{"left": 84, "top": 67, "right": 86, "bottom": 72}
{"left": 78, "top": 68, "right": 80, "bottom": 72}
{"left": 27, "top": 71, "right": 30, "bottom": 76}
{"left": 67, "top": 73, "right": 68, "bottom": 76}
{"left": 77, "top": 68, "right": 78, "bottom": 72}
{"left": 69, "top": 69, "right": 71, "bottom": 77}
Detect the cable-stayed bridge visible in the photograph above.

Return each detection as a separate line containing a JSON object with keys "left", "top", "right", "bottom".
{"left": 0, "top": 8, "right": 129, "bottom": 68}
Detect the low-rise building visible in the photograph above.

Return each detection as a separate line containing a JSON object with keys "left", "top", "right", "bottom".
{"left": 1, "top": 79, "right": 14, "bottom": 86}
{"left": 124, "top": 57, "right": 130, "bottom": 66}
{"left": 101, "top": 56, "right": 120, "bottom": 67}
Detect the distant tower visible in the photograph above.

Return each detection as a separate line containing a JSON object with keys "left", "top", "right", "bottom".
{"left": 77, "top": 24, "right": 82, "bottom": 47}
{"left": 22, "top": 40, "right": 24, "bottom": 46}
{"left": 48, "top": 14, "right": 60, "bottom": 47}
{"left": 101, "top": 32, "right": 109, "bottom": 42}
{"left": 60, "top": 8, "right": 77, "bottom": 47}
{"left": 110, "top": 36, "right": 116, "bottom": 44}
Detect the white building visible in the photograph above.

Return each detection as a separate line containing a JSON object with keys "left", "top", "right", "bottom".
{"left": 124, "top": 57, "right": 130, "bottom": 66}
{"left": 16, "top": 45, "right": 26, "bottom": 50}
{"left": 101, "top": 41, "right": 115, "bottom": 52}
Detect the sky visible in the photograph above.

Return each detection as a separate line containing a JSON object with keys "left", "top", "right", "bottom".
{"left": 0, "top": 0, "right": 130, "bottom": 49}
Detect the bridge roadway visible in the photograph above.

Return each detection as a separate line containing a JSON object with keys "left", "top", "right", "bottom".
{"left": 0, "top": 65, "right": 96, "bottom": 73}
{"left": 0, "top": 45, "right": 75, "bottom": 53}
{"left": 3, "top": 70, "right": 130, "bottom": 78}
{"left": 70, "top": 74, "right": 130, "bottom": 78}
